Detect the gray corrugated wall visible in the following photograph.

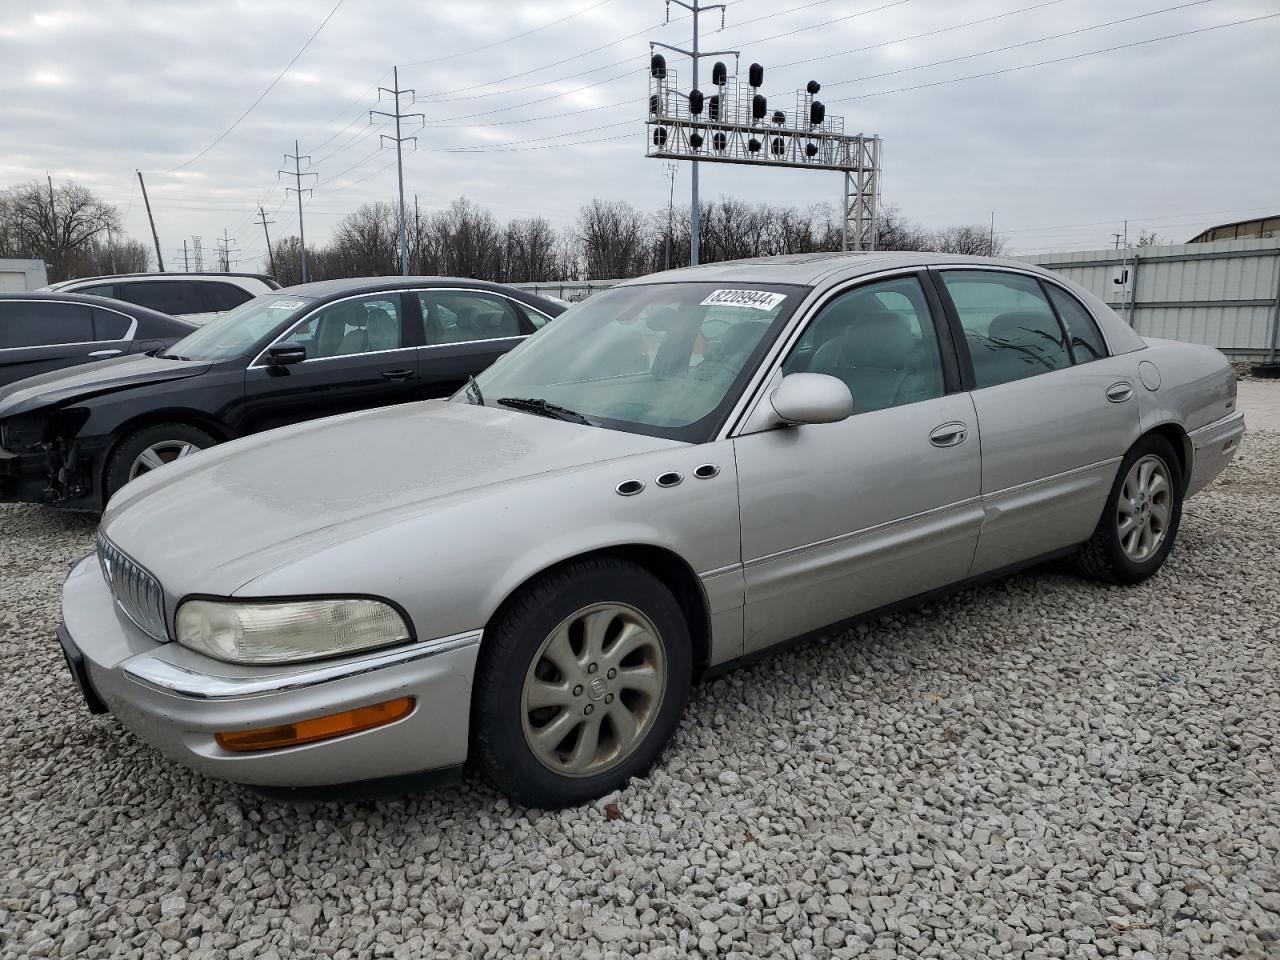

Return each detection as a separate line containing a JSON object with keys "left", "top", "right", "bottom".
{"left": 1022, "top": 237, "right": 1280, "bottom": 358}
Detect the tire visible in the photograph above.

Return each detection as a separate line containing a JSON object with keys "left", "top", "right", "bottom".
{"left": 1073, "top": 433, "right": 1183, "bottom": 586}
{"left": 473, "top": 558, "right": 693, "bottom": 808}
{"left": 103, "top": 423, "right": 217, "bottom": 502}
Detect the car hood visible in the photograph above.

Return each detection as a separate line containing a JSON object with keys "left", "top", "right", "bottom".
{"left": 102, "top": 400, "right": 685, "bottom": 597}
{"left": 0, "top": 353, "right": 211, "bottom": 418}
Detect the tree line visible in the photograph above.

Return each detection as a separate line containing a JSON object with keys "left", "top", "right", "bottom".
{"left": 268, "top": 195, "right": 1009, "bottom": 286}
{"left": 1, "top": 177, "right": 1007, "bottom": 287}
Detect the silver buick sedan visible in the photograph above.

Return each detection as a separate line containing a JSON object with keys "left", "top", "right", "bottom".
{"left": 58, "top": 253, "right": 1245, "bottom": 807}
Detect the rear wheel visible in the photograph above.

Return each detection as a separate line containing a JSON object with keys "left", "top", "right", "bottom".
{"left": 473, "top": 558, "right": 692, "bottom": 808}
{"left": 1074, "top": 433, "right": 1183, "bottom": 585}
{"left": 104, "top": 423, "right": 216, "bottom": 502}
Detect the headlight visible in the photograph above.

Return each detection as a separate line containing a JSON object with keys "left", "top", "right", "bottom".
{"left": 175, "top": 598, "right": 411, "bottom": 664}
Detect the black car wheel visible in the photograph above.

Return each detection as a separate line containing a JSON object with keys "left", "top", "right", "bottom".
{"left": 1074, "top": 433, "right": 1184, "bottom": 585}
{"left": 104, "top": 423, "right": 216, "bottom": 502}
{"left": 473, "top": 558, "right": 692, "bottom": 808}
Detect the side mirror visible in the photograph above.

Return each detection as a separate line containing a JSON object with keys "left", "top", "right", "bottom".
{"left": 265, "top": 344, "right": 307, "bottom": 366}
{"left": 769, "top": 373, "right": 852, "bottom": 425}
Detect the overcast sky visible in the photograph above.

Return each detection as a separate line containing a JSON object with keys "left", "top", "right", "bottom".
{"left": 2, "top": 0, "right": 1276, "bottom": 268}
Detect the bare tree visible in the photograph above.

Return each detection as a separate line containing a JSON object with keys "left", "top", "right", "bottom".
{"left": 503, "top": 217, "right": 560, "bottom": 282}
{"left": 0, "top": 179, "right": 122, "bottom": 281}
{"left": 432, "top": 197, "right": 502, "bottom": 279}
{"left": 331, "top": 201, "right": 398, "bottom": 276}
{"left": 576, "top": 199, "right": 650, "bottom": 279}
{"left": 64, "top": 238, "right": 151, "bottom": 276}
{"left": 1136, "top": 230, "right": 1163, "bottom": 247}
{"left": 930, "top": 224, "right": 1008, "bottom": 256}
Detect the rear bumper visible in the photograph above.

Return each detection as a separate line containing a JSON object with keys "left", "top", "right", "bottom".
{"left": 59, "top": 554, "right": 481, "bottom": 788}
{"left": 1186, "top": 409, "right": 1246, "bottom": 497}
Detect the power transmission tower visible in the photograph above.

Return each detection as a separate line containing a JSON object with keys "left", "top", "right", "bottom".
{"left": 217, "top": 229, "right": 239, "bottom": 273}
{"left": 137, "top": 170, "right": 165, "bottom": 272}
{"left": 650, "top": 0, "right": 737, "bottom": 266}
{"left": 191, "top": 236, "right": 204, "bottom": 271}
{"left": 255, "top": 206, "right": 277, "bottom": 277}
{"left": 280, "top": 140, "right": 317, "bottom": 282}
{"left": 371, "top": 66, "right": 424, "bottom": 276}
{"left": 664, "top": 162, "right": 678, "bottom": 269}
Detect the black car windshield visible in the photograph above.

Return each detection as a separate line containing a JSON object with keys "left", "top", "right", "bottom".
{"left": 465, "top": 282, "right": 807, "bottom": 442}
{"left": 158, "top": 294, "right": 315, "bottom": 362}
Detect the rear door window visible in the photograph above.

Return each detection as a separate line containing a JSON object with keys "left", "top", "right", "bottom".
{"left": 116, "top": 281, "right": 205, "bottom": 316}
{"left": 418, "top": 291, "right": 527, "bottom": 345}
{"left": 0, "top": 301, "right": 95, "bottom": 348}
{"left": 76, "top": 284, "right": 117, "bottom": 298}
{"left": 939, "top": 270, "right": 1071, "bottom": 388}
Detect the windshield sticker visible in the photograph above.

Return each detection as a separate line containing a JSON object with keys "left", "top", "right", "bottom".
{"left": 269, "top": 299, "right": 306, "bottom": 311}
{"left": 699, "top": 289, "right": 788, "bottom": 311}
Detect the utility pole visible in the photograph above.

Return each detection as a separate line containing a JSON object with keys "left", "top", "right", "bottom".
{"left": 46, "top": 174, "right": 59, "bottom": 276}
{"left": 413, "top": 193, "right": 421, "bottom": 274}
{"left": 255, "top": 206, "right": 277, "bottom": 277}
{"left": 664, "top": 162, "right": 678, "bottom": 270}
{"left": 989, "top": 212, "right": 995, "bottom": 256}
{"left": 1112, "top": 233, "right": 1123, "bottom": 250}
{"left": 371, "top": 66, "right": 424, "bottom": 276}
{"left": 280, "top": 141, "right": 316, "bottom": 283}
{"left": 217, "top": 229, "right": 238, "bottom": 273}
{"left": 651, "top": 0, "right": 735, "bottom": 266}
{"left": 180, "top": 240, "right": 190, "bottom": 272}
{"left": 106, "top": 226, "right": 118, "bottom": 273}
{"left": 136, "top": 170, "right": 165, "bottom": 272}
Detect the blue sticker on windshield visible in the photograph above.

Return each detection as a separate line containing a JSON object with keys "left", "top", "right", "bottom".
{"left": 699, "top": 289, "right": 787, "bottom": 311}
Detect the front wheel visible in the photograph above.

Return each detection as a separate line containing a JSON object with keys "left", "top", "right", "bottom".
{"left": 104, "top": 423, "right": 216, "bottom": 502}
{"left": 473, "top": 558, "right": 692, "bottom": 808}
{"left": 1074, "top": 433, "right": 1184, "bottom": 585}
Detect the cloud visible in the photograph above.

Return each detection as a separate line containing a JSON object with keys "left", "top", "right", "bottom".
{"left": 0, "top": 0, "right": 1276, "bottom": 268}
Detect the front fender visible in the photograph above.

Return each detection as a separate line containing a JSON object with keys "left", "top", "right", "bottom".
{"left": 236, "top": 439, "right": 746, "bottom": 662}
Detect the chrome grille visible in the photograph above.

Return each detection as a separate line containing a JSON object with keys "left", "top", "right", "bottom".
{"left": 97, "top": 531, "right": 168, "bottom": 641}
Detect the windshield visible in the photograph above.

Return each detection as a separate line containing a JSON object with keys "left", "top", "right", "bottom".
{"left": 466, "top": 281, "right": 807, "bottom": 441}
{"left": 159, "top": 294, "right": 314, "bottom": 362}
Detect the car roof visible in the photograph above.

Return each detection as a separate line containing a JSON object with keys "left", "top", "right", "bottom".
{"left": 46, "top": 272, "right": 278, "bottom": 287}
{"left": 0, "top": 291, "right": 195, "bottom": 326}
{"left": 613, "top": 250, "right": 1078, "bottom": 287}
{"left": 279, "top": 276, "right": 564, "bottom": 310}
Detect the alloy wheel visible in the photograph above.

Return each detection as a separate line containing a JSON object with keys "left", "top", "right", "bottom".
{"left": 521, "top": 602, "right": 667, "bottom": 778}
{"left": 128, "top": 440, "right": 202, "bottom": 481}
{"left": 1117, "top": 454, "right": 1172, "bottom": 562}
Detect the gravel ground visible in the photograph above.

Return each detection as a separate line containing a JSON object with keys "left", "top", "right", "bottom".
{"left": 2, "top": 428, "right": 1277, "bottom": 960}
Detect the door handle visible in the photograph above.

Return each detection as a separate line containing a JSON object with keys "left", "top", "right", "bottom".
{"left": 1106, "top": 381, "right": 1134, "bottom": 403}
{"left": 380, "top": 369, "right": 415, "bottom": 380}
{"left": 929, "top": 421, "right": 968, "bottom": 448}
{"left": 88, "top": 349, "right": 122, "bottom": 357}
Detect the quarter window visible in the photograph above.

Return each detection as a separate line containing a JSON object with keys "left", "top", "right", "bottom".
{"left": 279, "top": 296, "right": 405, "bottom": 359}
{"left": 1045, "top": 284, "right": 1108, "bottom": 363}
{"left": 92, "top": 308, "right": 132, "bottom": 340}
{"left": 76, "top": 284, "right": 116, "bottom": 298}
{"left": 782, "top": 275, "right": 946, "bottom": 414}
{"left": 200, "top": 282, "right": 254, "bottom": 312}
{"left": 418, "top": 291, "right": 525, "bottom": 345}
{"left": 939, "top": 271, "right": 1071, "bottom": 388}
{"left": 0, "top": 301, "right": 94, "bottom": 348}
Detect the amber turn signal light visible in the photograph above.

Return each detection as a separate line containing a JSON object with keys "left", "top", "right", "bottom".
{"left": 215, "top": 697, "right": 414, "bottom": 752}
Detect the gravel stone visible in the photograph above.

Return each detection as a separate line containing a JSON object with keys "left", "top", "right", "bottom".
{"left": 2, "top": 403, "right": 1278, "bottom": 959}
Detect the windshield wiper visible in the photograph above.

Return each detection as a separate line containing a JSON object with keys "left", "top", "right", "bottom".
{"left": 466, "top": 375, "right": 485, "bottom": 407}
{"left": 496, "top": 397, "right": 592, "bottom": 425}
{"left": 157, "top": 352, "right": 193, "bottom": 361}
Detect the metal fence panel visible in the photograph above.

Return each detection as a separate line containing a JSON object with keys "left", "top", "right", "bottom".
{"left": 1023, "top": 237, "right": 1280, "bottom": 359}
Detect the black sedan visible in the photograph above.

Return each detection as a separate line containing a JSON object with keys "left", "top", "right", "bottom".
{"left": 0, "top": 292, "right": 196, "bottom": 389}
{"left": 0, "top": 277, "right": 564, "bottom": 509}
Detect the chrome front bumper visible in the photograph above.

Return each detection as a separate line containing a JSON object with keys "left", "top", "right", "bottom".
{"left": 58, "top": 555, "right": 481, "bottom": 788}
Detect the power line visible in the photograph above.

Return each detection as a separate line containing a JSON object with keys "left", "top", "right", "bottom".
{"left": 820, "top": 0, "right": 1224, "bottom": 91}
{"left": 427, "top": 0, "right": 620, "bottom": 66}
{"left": 166, "top": 0, "right": 347, "bottom": 173}
{"left": 828, "top": 11, "right": 1280, "bottom": 104}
